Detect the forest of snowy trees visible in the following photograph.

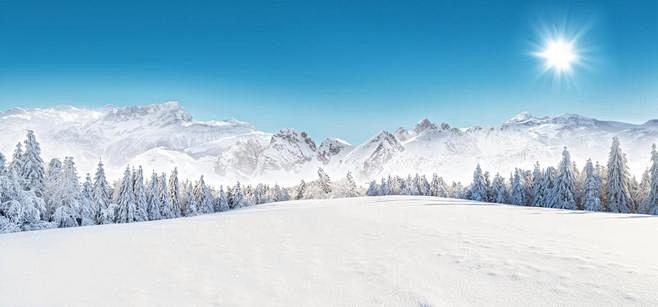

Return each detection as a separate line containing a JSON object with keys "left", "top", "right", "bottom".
{"left": 0, "top": 131, "right": 362, "bottom": 233}
{"left": 367, "top": 138, "right": 658, "bottom": 215}
{"left": 2, "top": 131, "right": 658, "bottom": 234}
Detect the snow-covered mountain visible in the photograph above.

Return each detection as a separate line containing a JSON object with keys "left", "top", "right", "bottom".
{"left": 1, "top": 102, "right": 657, "bottom": 185}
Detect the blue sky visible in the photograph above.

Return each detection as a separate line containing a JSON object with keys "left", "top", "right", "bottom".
{"left": 0, "top": 0, "right": 657, "bottom": 143}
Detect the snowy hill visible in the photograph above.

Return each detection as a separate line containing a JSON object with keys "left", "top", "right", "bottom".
{"left": 1, "top": 102, "right": 657, "bottom": 185}
{"left": 1, "top": 196, "right": 657, "bottom": 306}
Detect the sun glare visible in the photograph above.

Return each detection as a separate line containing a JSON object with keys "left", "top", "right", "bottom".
{"left": 538, "top": 38, "right": 577, "bottom": 73}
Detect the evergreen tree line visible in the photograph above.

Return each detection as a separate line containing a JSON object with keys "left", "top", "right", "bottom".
{"left": 366, "top": 137, "right": 658, "bottom": 215}
{"left": 0, "top": 131, "right": 304, "bottom": 233}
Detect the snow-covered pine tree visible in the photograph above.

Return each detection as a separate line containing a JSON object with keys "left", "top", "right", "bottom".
{"left": 317, "top": 168, "right": 332, "bottom": 194}
{"left": 184, "top": 182, "right": 198, "bottom": 216}
{"left": 168, "top": 168, "right": 182, "bottom": 217}
{"left": 0, "top": 168, "right": 50, "bottom": 232}
{"left": 547, "top": 147, "right": 577, "bottom": 210}
{"left": 115, "top": 167, "right": 136, "bottom": 223}
{"left": 484, "top": 171, "right": 492, "bottom": 201}
{"left": 380, "top": 176, "right": 391, "bottom": 195}
{"left": 530, "top": 162, "right": 543, "bottom": 204}
{"left": 366, "top": 180, "right": 379, "bottom": 196}
{"left": 0, "top": 152, "right": 6, "bottom": 174}
{"left": 79, "top": 173, "right": 96, "bottom": 225}
{"left": 19, "top": 130, "right": 46, "bottom": 197}
{"left": 295, "top": 180, "right": 306, "bottom": 200}
{"left": 92, "top": 159, "right": 113, "bottom": 224}
{"left": 606, "top": 137, "right": 634, "bottom": 213}
{"left": 510, "top": 169, "right": 527, "bottom": 206}
{"left": 217, "top": 186, "right": 229, "bottom": 211}
{"left": 491, "top": 173, "right": 509, "bottom": 203}
{"left": 637, "top": 169, "right": 651, "bottom": 213}
{"left": 469, "top": 164, "right": 488, "bottom": 202}
{"left": 146, "top": 171, "right": 162, "bottom": 221}
{"left": 642, "top": 144, "right": 658, "bottom": 215}
{"left": 133, "top": 166, "right": 148, "bottom": 222}
{"left": 582, "top": 159, "right": 602, "bottom": 211}
{"left": 230, "top": 182, "right": 245, "bottom": 209}
{"left": 159, "top": 173, "right": 173, "bottom": 218}
{"left": 345, "top": 172, "right": 358, "bottom": 197}
{"left": 194, "top": 175, "right": 213, "bottom": 213}
{"left": 534, "top": 166, "right": 556, "bottom": 207}
{"left": 43, "top": 158, "right": 63, "bottom": 218}
{"left": 8, "top": 142, "right": 24, "bottom": 177}
{"left": 51, "top": 157, "right": 83, "bottom": 227}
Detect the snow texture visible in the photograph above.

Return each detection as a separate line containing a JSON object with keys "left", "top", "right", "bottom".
{"left": 1, "top": 196, "right": 657, "bottom": 306}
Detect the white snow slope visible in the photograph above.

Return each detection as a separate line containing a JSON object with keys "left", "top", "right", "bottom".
{"left": 1, "top": 196, "right": 657, "bottom": 306}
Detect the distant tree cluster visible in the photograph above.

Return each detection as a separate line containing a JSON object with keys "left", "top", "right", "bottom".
{"left": 0, "top": 131, "right": 302, "bottom": 233}
{"left": 366, "top": 137, "right": 658, "bottom": 215}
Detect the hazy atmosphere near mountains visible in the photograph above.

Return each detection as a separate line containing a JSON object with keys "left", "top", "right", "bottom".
{"left": 1, "top": 1, "right": 658, "bottom": 306}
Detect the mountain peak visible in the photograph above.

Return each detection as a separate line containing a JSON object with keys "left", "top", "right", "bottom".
{"left": 505, "top": 112, "right": 535, "bottom": 125}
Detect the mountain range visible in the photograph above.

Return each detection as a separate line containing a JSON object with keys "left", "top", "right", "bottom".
{"left": 1, "top": 102, "right": 657, "bottom": 185}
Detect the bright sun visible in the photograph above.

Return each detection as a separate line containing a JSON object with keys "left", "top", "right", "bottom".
{"left": 537, "top": 38, "right": 578, "bottom": 73}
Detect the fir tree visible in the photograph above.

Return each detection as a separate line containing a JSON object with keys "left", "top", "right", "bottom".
{"left": 146, "top": 171, "right": 163, "bottom": 221}
{"left": 642, "top": 144, "right": 658, "bottom": 215}
{"left": 530, "top": 162, "right": 543, "bottom": 204}
{"left": 295, "top": 180, "right": 306, "bottom": 200}
{"left": 168, "top": 168, "right": 182, "bottom": 217}
{"left": 8, "top": 142, "right": 24, "bottom": 177}
{"left": 159, "top": 173, "right": 173, "bottom": 218}
{"left": 184, "top": 182, "right": 198, "bottom": 216}
{"left": 547, "top": 147, "right": 577, "bottom": 210}
{"left": 79, "top": 173, "right": 96, "bottom": 225}
{"left": 92, "top": 159, "right": 112, "bottom": 224}
{"left": 217, "top": 186, "right": 229, "bottom": 211}
{"left": 469, "top": 164, "right": 488, "bottom": 202}
{"left": 510, "top": 169, "right": 527, "bottom": 206}
{"left": 491, "top": 173, "right": 509, "bottom": 203}
{"left": 366, "top": 180, "right": 379, "bottom": 196}
{"left": 318, "top": 168, "right": 332, "bottom": 194}
{"left": 133, "top": 166, "right": 148, "bottom": 222}
{"left": 606, "top": 137, "right": 633, "bottom": 213}
{"left": 116, "top": 167, "right": 136, "bottom": 223}
{"left": 345, "top": 172, "right": 358, "bottom": 197}
{"left": 194, "top": 175, "right": 213, "bottom": 213}
{"left": 582, "top": 159, "right": 602, "bottom": 211}
{"left": 20, "top": 130, "right": 46, "bottom": 197}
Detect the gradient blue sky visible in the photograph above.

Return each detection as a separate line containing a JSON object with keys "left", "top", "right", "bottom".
{"left": 1, "top": 0, "right": 657, "bottom": 143}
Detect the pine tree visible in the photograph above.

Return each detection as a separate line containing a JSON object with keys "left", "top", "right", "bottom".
{"left": 469, "top": 164, "right": 488, "bottom": 202}
{"left": 380, "top": 177, "right": 391, "bottom": 195}
{"left": 184, "top": 182, "right": 198, "bottom": 216}
{"left": 345, "top": 172, "right": 358, "bottom": 197}
{"left": 159, "top": 173, "right": 172, "bottom": 218}
{"left": 642, "top": 144, "right": 658, "bottom": 215}
{"left": 530, "top": 162, "right": 543, "bottom": 204}
{"left": 0, "top": 152, "right": 6, "bottom": 174}
{"left": 92, "top": 160, "right": 113, "bottom": 224}
{"left": 295, "top": 180, "right": 306, "bottom": 200}
{"left": 547, "top": 147, "right": 577, "bottom": 210}
{"left": 19, "top": 130, "right": 46, "bottom": 197}
{"left": 8, "top": 142, "right": 24, "bottom": 177}
{"left": 217, "top": 186, "right": 229, "bottom": 211}
{"left": 168, "top": 168, "right": 182, "bottom": 217}
{"left": 194, "top": 175, "right": 213, "bottom": 213}
{"left": 146, "top": 171, "right": 163, "bottom": 221}
{"left": 606, "top": 137, "right": 633, "bottom": 213}
{"left": 491, "top": 173, "right": 508, "bottom": 203}
{"left": 318, "top": 168, "right": 332, "bottom": 194}
{"left": 534, "top": 167, "right": 556, "bottom": 207}
{"left": 366, "top": 180, "right": 379, "bottom": 196}
{"left": 510, "top": 169, "right": 527, "bottom": 206}
{"left": 637, "top": 169, "right": 651, "bottom": 213}
{"left": 116, "top": 167, "right": 136, "bottom": 223}
{"left": 79, "top": 173, "right": 96, "bottom": 225}
{"left": 133, "top": 166, "right": 148, "bottom": 222}
{"left": 230, "top": 182, "right": 245, "bottom": 209}
{"left": 582, "top": 159, "right": 602, "bottom": 211}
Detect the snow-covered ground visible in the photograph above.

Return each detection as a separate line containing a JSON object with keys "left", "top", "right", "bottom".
{"left": 1, "top": 196, "right": 657, "bottom": 306}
